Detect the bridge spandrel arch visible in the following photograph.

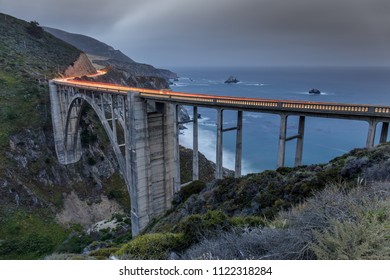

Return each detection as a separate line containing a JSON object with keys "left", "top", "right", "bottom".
{"left": 50, "top": 82, "right": 178, "bottom": 237}
{"left": 64, "top": 93, "right": 128, "bottom": 184}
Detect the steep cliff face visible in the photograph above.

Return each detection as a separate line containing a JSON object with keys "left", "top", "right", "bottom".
{"left": 79, "top": 66, "right": 170, "bottom": 89}
{"left": 64, "top": 53, "right": 97, "bottom": 77}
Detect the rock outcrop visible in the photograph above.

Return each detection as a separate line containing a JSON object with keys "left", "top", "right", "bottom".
{"left": 224, "top": 76, "right": 239, "bottom": 84}
{"left": 309, "top": 88, "right": 321, "bottom": 94}
{"left": 64, "top": 53, "right": 97, "bottom": 77}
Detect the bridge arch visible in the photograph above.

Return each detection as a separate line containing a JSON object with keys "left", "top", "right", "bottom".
{"left": 63, "top": 93, "right": 128, "bottom": 185}
{"left": 50, "top": 81, "right": 179, "bottom": 236}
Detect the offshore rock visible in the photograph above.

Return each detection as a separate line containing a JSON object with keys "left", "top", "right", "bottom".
{"left": 309, "top": 88, "right": 321, "bottom": 94}
{"left": 224, "top": 76, "right": 239, "bottom": 84}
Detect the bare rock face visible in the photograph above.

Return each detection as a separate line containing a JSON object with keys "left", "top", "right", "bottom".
{"left": 56, "top": 191, "right": 124, "bottom": 226}
{"left": 64, "top": 53, "right": 97, "bottom": 77}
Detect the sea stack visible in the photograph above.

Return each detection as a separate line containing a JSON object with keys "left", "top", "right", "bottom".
{"left": 224, "top": 75, "right": 239, "bottom": 84}
{"left": 309, "top": 88, "right": 321, "bottom": 94}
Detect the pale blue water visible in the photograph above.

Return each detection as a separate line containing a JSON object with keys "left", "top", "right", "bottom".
{"left": 171, "top": 67, "right": 390, "bottom": 174}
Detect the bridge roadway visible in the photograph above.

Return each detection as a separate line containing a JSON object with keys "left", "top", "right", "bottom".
{"left": 51, "top": 77, "right": 390, "bottom": 236}
{"left": 54, "top": 78, "right": 390, "bottom": 171}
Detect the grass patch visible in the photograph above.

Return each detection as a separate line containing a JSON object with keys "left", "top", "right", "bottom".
{"left": 0, "top": 209, "right": 68, "bottom": 259}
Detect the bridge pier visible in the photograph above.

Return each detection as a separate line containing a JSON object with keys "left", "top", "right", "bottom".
{"left": 193, "top": 106, "right": 199, "bottom": 181}
{"left": 215, "top": 109, "right": 244, "bottom": 179}
{"left": 294, "top": 116, "right": 305, "bottom": 167}
{"left": 366, "top": 119, "right": 377, "bottom": 148}
{"left": 235, "top": 111, "right": 243, "bottom": 178}
{"left": 173, "top": 105, "right": 181, "bottom": 192}
{"left": 277, "top": 114, "right": 288, "bottom": 168}
{"left": 277, "top": 114, "right": 306, "bottom": 168}
{"left": 380, "top": 122, "right": 389, "bottom": 144}
{"left": 216, "top": 109, "right": 224, "bottom": 179}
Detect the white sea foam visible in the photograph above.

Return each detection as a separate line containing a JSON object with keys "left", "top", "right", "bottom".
{"left": 179, "top": 123, "right": 257, "bottom": 175}
{"left": 244, "top": 83, "right": 262, "bottom": 86}
{"left": 295, "top": 91, "right": 334, "bottom": 96}
{"left": 172, "top": 83, "right": 188, "bottom": 87}
{"left": 246, "top": 113, "right": 263, "bottom": 119}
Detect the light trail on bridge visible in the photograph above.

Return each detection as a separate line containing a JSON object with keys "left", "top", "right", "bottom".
{"left": 53, "top": 76, "right": 390, "bottom": 119}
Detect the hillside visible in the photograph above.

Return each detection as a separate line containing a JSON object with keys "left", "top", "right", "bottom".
{"left": 112, "top": 142, "right": 390, "bottom": 260}
{"left": 43, "top": 27, "right": 135, "bottom": 64}
{"left": 0, "top": 13, "right": 132, "bottom": 259}
{"left": 44, "top": 27, "right": 177, "bottom": 79}
{"left": 40, "top": 141, "right": 390, "bottom": 260}
{"left": 0, "top": 13, "right": 221, "bottom": 260}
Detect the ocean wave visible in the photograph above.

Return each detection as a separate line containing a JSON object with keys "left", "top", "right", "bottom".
{"left": 198, "top": 116, "right": 211, "bottom": 122}
{"left": 243, "top": 83, "right": 265, "bottom": 86}
{"left": 246, "top": 113, "right": 263, "bottom": 119}
{"left": 199, "top": 122, "right": 216, "bottom": 128}
{"left": 295, "top": 91, "right": 335, "bottom": 96}
{"left": 171, "top": 83, "right": 188, "bottom": 87}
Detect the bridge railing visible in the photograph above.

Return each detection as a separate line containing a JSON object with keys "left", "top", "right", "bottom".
{"left": 52, "top": 79, "right": 390, "bottom": 117}
{"left": 140, "top": 91, "right": 390, "bottom": 117}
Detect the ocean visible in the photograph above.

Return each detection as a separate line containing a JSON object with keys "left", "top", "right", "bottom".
{"left": 170, "top": 67, "right": 390, "bottom": 174}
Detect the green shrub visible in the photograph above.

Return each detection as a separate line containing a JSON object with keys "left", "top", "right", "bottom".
{"left": 230, "top": 216, "right": 266, "bottom": 227}
{"left": 104, "top": 173, "right": 130, "bottom": 211}
{"left": 173, "top": 181, "right": 206, "bottom": 206}
{"left": 56, "top": 233, "right": 94, "bottom": 254}
{"left": 89, "top": 247, "right": 120, "bottom": 260}
{"left": 311, "top": 204, "right": 390, "bottom": 260}
{"left": 176, "top": 210, "right": 231, "bottom": 244}
{"left": 0, "top": 210, "right": 68, "bottom": 259}
{"left": 115, "top": 233, "right": 186, "bottom": 260}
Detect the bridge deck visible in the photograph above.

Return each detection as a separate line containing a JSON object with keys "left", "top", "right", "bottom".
{"left": 53, "top": 78, "right": 390, "bottom": 121}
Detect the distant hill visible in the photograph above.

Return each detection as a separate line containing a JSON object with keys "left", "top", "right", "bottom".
{"left": 44, "top": 27, "right": 177, "bottom": 79}
{"left": 43, "top": 26, "right": 135, "bottom": 63}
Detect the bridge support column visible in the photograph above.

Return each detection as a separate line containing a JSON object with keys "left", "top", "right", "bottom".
{"left": 126, "top": 92, "right": 151, "bottom": 236}
{"left": 110, "top": 95, "right": 118, "bottom": 144}
{"left": 294, "top": 116, "right": 305, "bottom": 167}
{"left": 193, "top": 106, "right": 199, "bottom": 181}
{"left": 235, "top": 111, "right": 243, "bottom": 178}
{"left": 366, "top": 119, "right": 377, "bottom": 149}
{"left": 380, "top": 122, "right": 389, "bottom": 144}
{"left": 277, "top": 114, "right": 288, "bottom": 168}
{"left": 126, "top": 95, "right": 177, "bottom": 237}
{"left": 173, "top": 105, "right": 181, "bottom": 192}
{"left": 216, "top": 109, "right": 223, "bottom": 179}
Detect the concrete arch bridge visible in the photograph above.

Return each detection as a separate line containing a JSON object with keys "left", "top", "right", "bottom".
{"left": 49, "top": 78, "right": 390, "bottom": 236}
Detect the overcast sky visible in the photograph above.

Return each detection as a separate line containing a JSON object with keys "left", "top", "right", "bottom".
{"left": 1, "top": 0, "right": 390, "bottom": 68}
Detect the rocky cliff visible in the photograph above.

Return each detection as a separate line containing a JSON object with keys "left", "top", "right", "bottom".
{"left": 64, "top": 53, "right": 97, "bottom": 77}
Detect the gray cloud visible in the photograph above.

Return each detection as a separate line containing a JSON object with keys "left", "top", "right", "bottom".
{"left": 1, "top": 0, "right": 390, "bottom": 67}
